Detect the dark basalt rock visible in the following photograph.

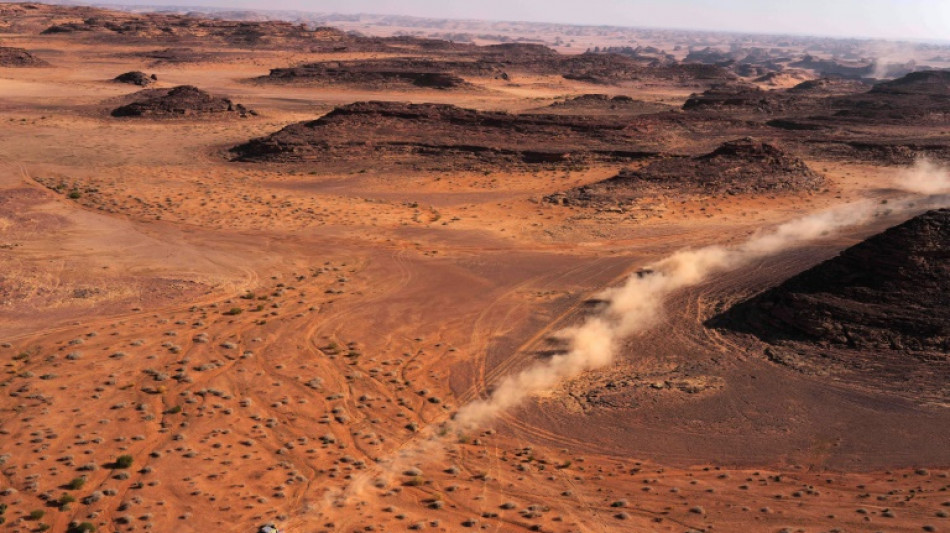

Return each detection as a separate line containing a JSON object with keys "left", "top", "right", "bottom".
{"left": 712, "top": 209, "right": 950, "bottom": 352}
{"left": 541, "top": 94, "right": 673, "bottom": 116}
{"left": 229, "top": 101, "right": 662, "bottom": 168}
{"left": 683, "top": 82, "right": 775, "bottom": 112}
{"left": 111, "top": 85, "right": 251, "bottom": 118}
{"left": 546, "top": 137, "right": 822, "bottom": 207}
{"left": 0, "top": 46, "right": 49, "bottom": 67}
{"left": 708, "top": 209, "right": 950, "bottom": 400}
{"left": 773, "top": 70, "right": 950, "bottom": 127}
{"left": 787, "top": 77, "right": 870, "bottom": 96}
{"left": 262, "top": 59, "right": 475, "bottom": 88}
{"left": 868, "top": 70, "right": 950, "bottom": 96}
{"left": 113, "top": 71, "right": 156, "bottom": 86}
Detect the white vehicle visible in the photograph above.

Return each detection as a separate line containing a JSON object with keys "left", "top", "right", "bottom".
{"left": 258, "top": 525, "right": 280, "bottom": 533}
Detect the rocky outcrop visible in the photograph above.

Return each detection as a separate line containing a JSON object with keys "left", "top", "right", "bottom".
{"left": 229, "top": 101, "right": 661, "bottom": 168}
{"left": 113, "top": 71, "right": 157, "bottom": 86}
{"left": 772, "top": 71, "right": 950, "bottom": 128}
{"left": 546, "top": 138, "right": 822, "bottom": 207}
{"left": 0, "top": 46, "right": 49, "bottom": 67}
{"left": 683, "top": 82, "right": 778, "bottom": 112}
{"left": 713, "top": 209, "right": 950, "bottom": 352}
{"left": 709, "top": 209, "right": 950, "bottom": 399}
{"left": 541, "top": 94, "right": 673, "bottom": 115}
{"left": 261, "top": 59, "right": 477, "bottom": 88}
{"left": 111, "top": 85, "right": 252, "bottom": 118}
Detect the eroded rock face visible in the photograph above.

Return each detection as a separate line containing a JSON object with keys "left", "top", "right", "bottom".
{"left": 546, "top": 138, "right": 822, "bottom": 207}
{"left": 713, "top": 209, "right": 950, "bottom": 352}
{"left": 0, "top": 46, "right": 49, "bottom": 67}
{"left": 229, "top": 101, "right": 661, "bottom": 168}
{"left": 111, "top": 85, "right": 251, "bottom": 118}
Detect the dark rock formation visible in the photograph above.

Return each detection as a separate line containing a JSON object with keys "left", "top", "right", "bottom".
{"left": 111, "top": 85, "right": 251, "bottom": 118}
{"left": 788, "top": 55, "right": 874, "bottom": 79}
{"left": 709, "top": 209, "right": 950, "bottom": 399}
{"left": 0, "top": 46, "right": 49, "bottom": 67}
{"left": 786, "top": 77, "right": 870, "bottom": 96}
{"left": 683, "top": 82, "right": 777, "bottom": 112}
{"left": 561, "top": 53, "right": 734, "bottom": 84}
{"left": 229, "top": 101, "right": 661, "bottom": 168}
{"left": 540, "top": 94, "right": 673, "bottom": 116}
{"left": 772, "top": 70, "right": 950, "bottom": 130}
{"left": 113, "top": 71, "right": 157, "bottom": 86}
{"left": 546, "top": 138, "right": 822, "bottom": 207}
{"left": 715, "top": 209, "right": 950, "bottom": 350}
{"left": 868, "top": 70, "right": 950, "bottom": 96}
{"left": 261, "top": 50, "right": 734, "bottom": 87}
{"left": 262, "top": 59, "right": 475, "bottom": 88}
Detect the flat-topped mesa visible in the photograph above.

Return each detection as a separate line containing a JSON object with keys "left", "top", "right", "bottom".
{"left": 561, "top": 52, "right": 735, "bottom": 84}
{"left": 541, "top": 94, "right": 673, "bottom": 116}
{"left": 111, "top": 85, "right": 252, "bottom": 118}
{"left": 228, "top": 101, "right": 661, "bottom": 168}
{"left": 786, "top": 77, "right": 870, "bottom": 96}
{"left": 41, "top": 15, "right": 357, "bottom": 48}
{"left": 0, "top": 46, "right": 49, "bottom": 67}
{"left": 546, "top": 137, "right": 823, "bottom": 207}
{"left": 683, "top": 82, "right": 790, "bottom": 113}
{"left": 261, "top": 59, "right": 476, "bottom": 88}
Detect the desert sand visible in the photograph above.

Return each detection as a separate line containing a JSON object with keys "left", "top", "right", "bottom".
{"left": 0, "top": 4, "right": 949, "bottom": 533}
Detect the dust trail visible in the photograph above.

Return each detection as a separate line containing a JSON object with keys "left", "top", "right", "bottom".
{"left": 895, "top": 158, "right": 950, "bottom": 195}
{"left": 451, "top": 159, "right": 950, "bottom": 432}
{"left": 318, "top": 160, "right": 950, "bottom": 513}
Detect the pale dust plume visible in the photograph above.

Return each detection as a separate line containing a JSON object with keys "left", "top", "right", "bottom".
{"left": 321, "top": 161, "right": 950, "bottom": 512}
{"left": 451, "top": 159, "right": 950, "bottom": 432}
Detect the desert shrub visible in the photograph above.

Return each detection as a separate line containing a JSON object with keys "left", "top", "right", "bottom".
{"left": 66, "top": 476, "right": 86, "bottom": 490}
{"left": 224, "top": 307, "right": 243, "bottom": 316}
{"left": 67, "top": 522, "right": 96, "bottom": 533}
{"left": 113, "top": 455, "right": 134, "bottom": 469}
{"left": 404, "top": 476, "right": 425, "bottom": 487}
{"left": 28, "top": 509, "right": 45, "bottom": 520}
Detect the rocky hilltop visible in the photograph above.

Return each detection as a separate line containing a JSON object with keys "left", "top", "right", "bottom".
{"left": 769, "top": 70, "right": 950, "bottom": 128}
{"left": 229, "top": 101, "right": 661, "bottom": 168}
{"left": 546, "top": 138, "right": 822, "bottom": 207}
{"left": 710, "top": 209, "right": 950, "bottom": 399}
{"left": 714, "top": 209, "right": 950, "bottom": 351}
{"left": 262, "top": 59, "right": 477, "bottom": 88}
{"left": 113, "top": 71, "right": 156, "bottom": 86}
{"left": 111, "top": 85, "right": 251, "bottom": 118}
{"left": 260, "top": 50, "right": 735, "bottom": 86}
{"left": 539, "top": 94, "right": 674, "bottom": 116}
{"left": 0, "top": 46, "right": 48, "bottom": 67}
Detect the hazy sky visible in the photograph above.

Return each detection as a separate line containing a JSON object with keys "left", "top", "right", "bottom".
{"left": 104, "top": 0, "right": 950, "bottom": 41}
